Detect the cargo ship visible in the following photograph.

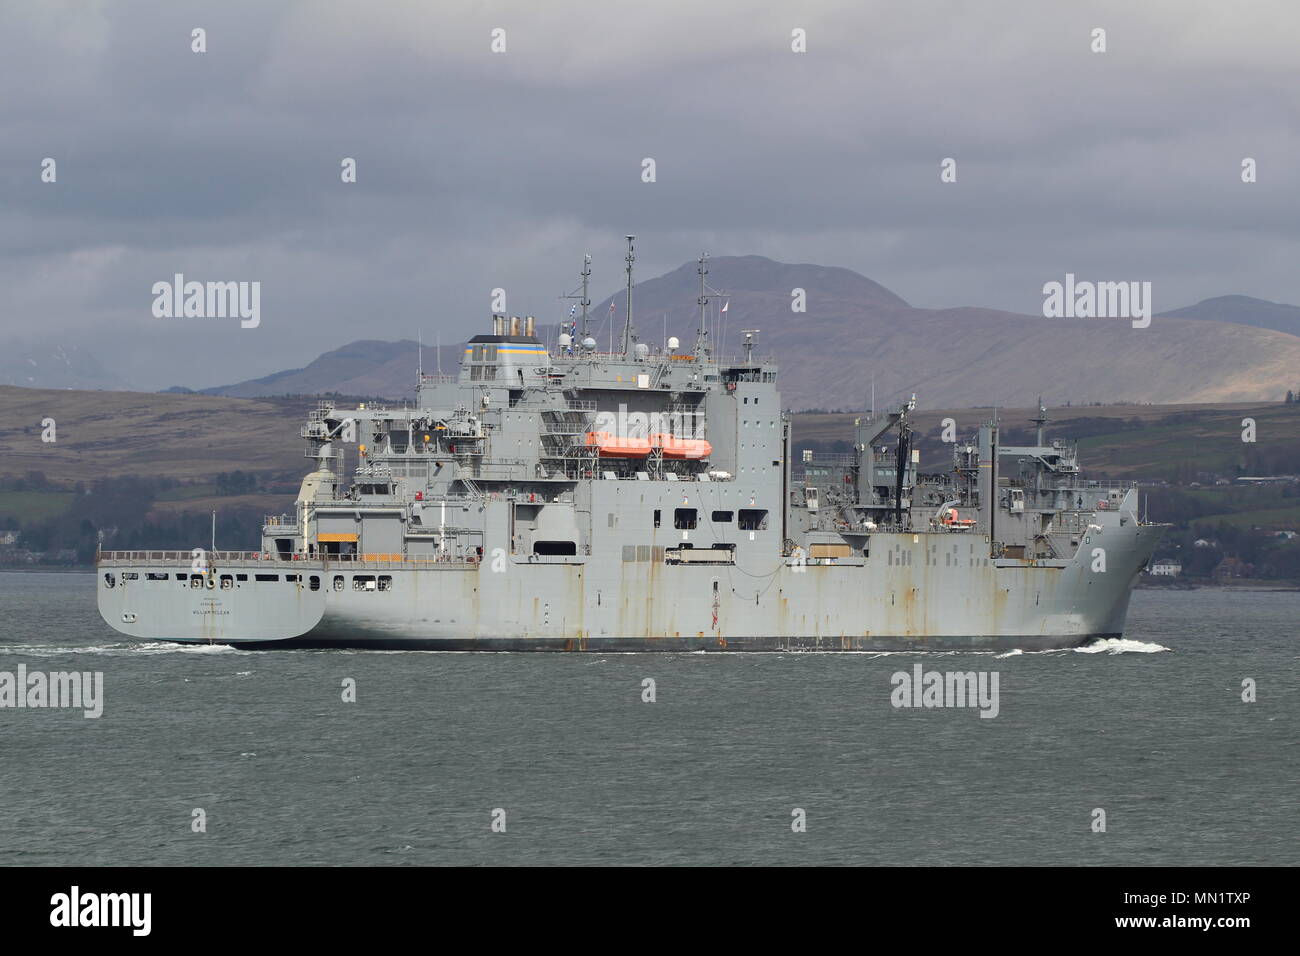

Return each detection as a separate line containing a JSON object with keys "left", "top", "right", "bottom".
{"left": 98, "top": 247, "right": 1163, "bottom": 650}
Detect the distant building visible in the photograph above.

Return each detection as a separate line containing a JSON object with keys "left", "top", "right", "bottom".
{"left": 1193, "top": 538, "right": 1217, "bottom": 549}
{"left": 0, "top": 530, "right": 18, "bottom": 546}
{"left": 1150, "top": 562, "right": 1182, "bottom": 577}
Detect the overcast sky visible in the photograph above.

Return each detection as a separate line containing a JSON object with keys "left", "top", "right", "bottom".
{"left": 3, "top": 0, "right": 1298, "bottom": 390}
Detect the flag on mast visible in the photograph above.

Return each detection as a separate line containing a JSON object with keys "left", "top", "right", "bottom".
{"left": 720, "top": 299, "right": 730, "bottom": 313}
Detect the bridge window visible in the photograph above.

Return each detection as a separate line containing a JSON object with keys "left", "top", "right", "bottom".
{"left": 378, "top": 575, "right": 393, "bottom": 591}
{"left": 711, "top": 510, "right": 734, "bottom": 523}
{"left": 674, "top": 508, "right": 698, "bottom": 530}
{"left": 333, "top": 575, "right": 344, "bottom": 591}
{"left": 738, "top": 509, "right": 769, "bottom": 531}
{"left": 310, "top": 575, "right": 321, "bottom": 591}
{"left": 653, "top": 509, "right": 661, "bottom": 528}
{"left": 255, "top": 574, "right": 279, "bottom": 582}
{"left": 146, "top": 572, "right": 168, "bottom": 581}
{"left": 353, "top": 575, "right": 377, "bottom": 591}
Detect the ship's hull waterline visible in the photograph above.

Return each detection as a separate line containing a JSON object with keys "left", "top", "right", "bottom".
{"left": 97, "top": 526, "right": 1160, "bottom": 651}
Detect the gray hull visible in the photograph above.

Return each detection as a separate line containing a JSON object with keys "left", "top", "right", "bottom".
{"left": 98, "top": 521, "right": 1159, "bottom": 651}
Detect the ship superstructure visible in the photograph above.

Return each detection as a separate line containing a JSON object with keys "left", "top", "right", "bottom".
{"left": 98, "top": 248, "right": 1163, "bottom": 650}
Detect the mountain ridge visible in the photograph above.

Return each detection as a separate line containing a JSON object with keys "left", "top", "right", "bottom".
{"left": 100, "top": 256, "right": 1300, "bottom": 407}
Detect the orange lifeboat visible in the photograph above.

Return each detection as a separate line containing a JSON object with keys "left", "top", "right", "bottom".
{"left": 941, "top": 507, "right": 977, "bottom": 531}
{"left": 584, "top": 431, "right": 652, "bottom": 458}
{"left": 653, "top": 433, "right": 713, "bottom": 460}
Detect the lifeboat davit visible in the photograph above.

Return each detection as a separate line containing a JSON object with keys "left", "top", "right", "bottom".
{"left": 653, "top": 433, "right": 713, "bottom": 460}
{"left": 584, "top": 431, "right": 651, "bottom": 458}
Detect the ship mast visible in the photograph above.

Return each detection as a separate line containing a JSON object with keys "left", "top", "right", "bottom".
{"left": 1031, "top": 395, "right": 1048, "bottom": 501}
{"left": 621, "top": 235, "right": 636, "bottom": 356}
{"left": 695, "top": 253, "right": 710, "bottom": 359}
{"left": 580, "top": 254, "right": 591, "bottom": 338}
{"left": 561, "top": 254, "right": 593, "bottom": 339}
{"left": 1031, "top": 395, "right": 1048, "bottom": 447}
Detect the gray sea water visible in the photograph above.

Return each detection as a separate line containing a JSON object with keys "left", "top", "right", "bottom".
{"left": 0, "top": 571, "right": 1295, "bottom": 866}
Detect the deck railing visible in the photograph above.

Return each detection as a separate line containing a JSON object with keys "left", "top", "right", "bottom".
{"left": 97, "top": 551, "right": 481, "bottom": 570}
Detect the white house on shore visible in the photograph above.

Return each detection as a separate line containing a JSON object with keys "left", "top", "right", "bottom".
{"left": 1150, "top": 562, "right": 1182, "bottom": 577}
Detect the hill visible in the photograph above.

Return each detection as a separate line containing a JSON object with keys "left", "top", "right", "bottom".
{"left": 1159, "top": 294, "right": 1300, "bottom": 338}
{"left": 199, "top": 257, "right": 1300, "bottom": 409}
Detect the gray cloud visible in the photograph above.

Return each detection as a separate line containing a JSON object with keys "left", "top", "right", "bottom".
{"left": 2, "top": 0, "right": 1298, "bottom": 388}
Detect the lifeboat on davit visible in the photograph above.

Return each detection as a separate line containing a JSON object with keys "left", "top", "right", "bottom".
{"left": 584, "top": 431, "right": 652, "bottom": 458}
{"left": 941, "top": 507, "right": 977, "bottom": 531}
{"left": 652, "top": 433, "right": 713, "bottom": 460}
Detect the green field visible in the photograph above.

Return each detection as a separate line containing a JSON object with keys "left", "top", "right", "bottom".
{"left": 0, "top": 490, "right": 76, "bottom": 522}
